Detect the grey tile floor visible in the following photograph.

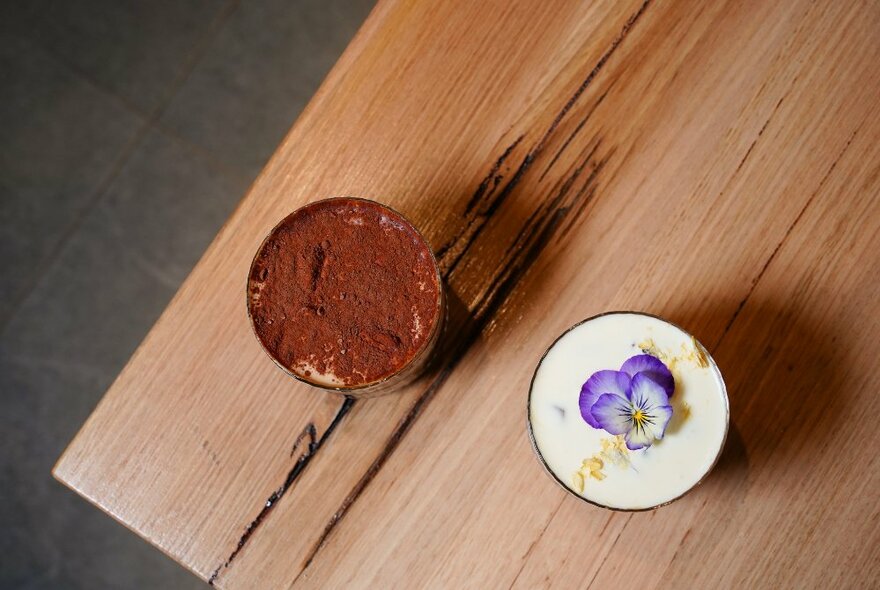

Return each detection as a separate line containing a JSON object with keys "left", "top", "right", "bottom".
{"left": 0, "top": 1, "right": 374, "bottom": 587}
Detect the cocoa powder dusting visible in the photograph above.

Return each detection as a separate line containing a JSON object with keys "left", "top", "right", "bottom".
{"left": 248, "top": 199, "right": 441, "bottom": 387}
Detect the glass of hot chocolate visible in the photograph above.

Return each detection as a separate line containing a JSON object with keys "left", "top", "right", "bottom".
{"left": 247, "top": 197, "right": 444, "bottom": 397}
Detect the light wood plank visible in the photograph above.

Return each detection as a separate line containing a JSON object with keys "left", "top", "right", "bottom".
{"left": 53, "top": 0, "right": 880, "bottom": 587}
{"left": 291, "top": 0, "right": 880, "bottom": 588}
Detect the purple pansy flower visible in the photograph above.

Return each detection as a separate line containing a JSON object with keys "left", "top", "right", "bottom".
{"left": 591, "top": 374, "right": 674, "bottom": 450}
{"left": 578, "top": 370, "right": 630, "bottom": 428}
{"left": 578, "top": 354, "right": 675, "bottom": 450}
{"left": 620, "top": 354, "right": 674, "bottom": 398}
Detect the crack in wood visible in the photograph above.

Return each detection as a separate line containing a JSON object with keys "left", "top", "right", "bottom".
{"left": 438, "top": 0, "right": 652, "bottom": 279}
{"left": 505, "top": 500, "right": 565, "bottom": 590}
{"left": 598, "top": 513, "right": 616, "bottom": 538}
{"left": 294, "top": 137, "right": 619, "bottom": 586}
{"left": 531, "top": 0, "right": 651, "bottom": 160}
{"left": 295, "top": 144, "right": 614, "bottom": 578}
{"left": 557, "top": 149, "right": 612, "bottom": 243}
{"left": 478, "top": 143, "right": 607, "bottom": 318}
{"left": 577, "top": 111, "right": 861, "bottom": 590}
{"left": 539, "top": 87, "right": 611, "bottom": 182}
{"left": 585, "top": 514, "right": 633, "bottom": 590}
{"left": 463, "top": 134, "right": 526, "bottom": 215}
{"left": 297, "top": 362, "right": 456, "bottom": 577}
{"left": 499, "top": 141, "right": 596, "bottom": 260}
{"left": 291, "top": 423, "right": 317, "bottom": 457}
{"left": 435, "top": 132, "right": 527, "bottom": 274}
{"left": 732, "top": 94, "right": 787, "bottom": 180}
{"left": 714, "top": 125, "right": 860, "bottom": 351}
{"left": 208, "top": 397, "right": 355, "bottom": 586}
{"left": 292, "top": 1, "right": 657, "bottom": 582}
{"left": 666, "top": 526, "right": 693, "bottom": 569}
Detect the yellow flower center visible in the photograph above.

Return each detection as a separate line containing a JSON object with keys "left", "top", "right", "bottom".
{"left": 632, "top": 409, "right": 646, "bottom": 426}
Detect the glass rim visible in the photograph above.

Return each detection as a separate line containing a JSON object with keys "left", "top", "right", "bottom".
{"left": 526, "top": 310, "right": 730, "bottom": 512}
{"left": 246, "top": 196, "right": 445, "bottom": 393}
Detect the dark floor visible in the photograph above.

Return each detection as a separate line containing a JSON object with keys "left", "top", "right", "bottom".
{"left": 0, "top": 1, "right": 374, "bottom": 587}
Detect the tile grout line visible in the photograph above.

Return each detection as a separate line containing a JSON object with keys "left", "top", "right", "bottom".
{"left": 149, "top": 120, "right": 252, "bottom": 187}
{"left": 0, "top": 0, "right": 244, "bottom": 336}
{"left": 32, "top": 40, "right": 251, "bottom": 187}
{"left": 20, "top": 34, "right": 155, "bottom": 122}
{"left": 7, "top": 31, "right": 250, "bottom": 188}
{"left": 31, "top": 28, "right": 252, "bottom": 185}
{"left": 0, "top": 121, "right": 149, "bottom": 336}
{"left": 148, "top": 0, "right": 242, "bottom": 122}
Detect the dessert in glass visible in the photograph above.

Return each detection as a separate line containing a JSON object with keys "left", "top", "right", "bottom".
{"left": 247, "top": 197, "right": 444, "bottom": 397}
{"left": 528, "top": 312, "right": 728, "bottom": 510}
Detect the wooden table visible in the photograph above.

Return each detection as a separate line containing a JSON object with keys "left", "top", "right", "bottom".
{"left": 54, "top": 0, "right": 880, "bottom": 587}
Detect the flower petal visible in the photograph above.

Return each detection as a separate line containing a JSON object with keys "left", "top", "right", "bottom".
{"left": 624, "top": 425, "right": 655, "bottom": 450}
{"left": 590, "top": 393, "right": 632, "bottom": 435}
{"left": 630, "top": 372, "right": 671, "bottom": 411}
{"left": 620, "top": 354, "right": 675, "bottom": 398}
{"left": 643, "top": 403, "right": 674, "bottom": 440}
{"left": 579, "top": 370, "right": 631, "bottom": 428}
{"left": 629, "top": 373, "right": 674, "bottom": 443}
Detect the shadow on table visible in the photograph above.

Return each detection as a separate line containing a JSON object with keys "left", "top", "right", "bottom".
{"left": 398, "top": 179, "right": 552, "bottom": 375}
{"left": 667, "top": 296, "right": 848, "bottom": 497}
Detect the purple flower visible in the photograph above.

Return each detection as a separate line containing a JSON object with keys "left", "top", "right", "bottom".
{"left": 578, "top": 354, "right": 675, "bottom": 450}
{"left": 578, "top": 370, "right": 630, "bottom": 428}
{"left": 620, "top": 354, "right": 674, "bottom": 398}
{"left": 591, "top": 374, "right": 673, "bottom": 450}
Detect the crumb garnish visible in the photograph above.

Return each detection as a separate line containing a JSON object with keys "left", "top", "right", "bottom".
{"left": 571, "top": 435, "right": 634, "bottom": 494}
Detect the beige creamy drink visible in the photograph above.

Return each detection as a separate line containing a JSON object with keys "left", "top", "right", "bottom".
{"left": 528, "top": 312, "right": 728, "bottom": 510}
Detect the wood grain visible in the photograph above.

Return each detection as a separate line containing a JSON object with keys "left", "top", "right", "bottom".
{"left": 54, "top": 0, "right": 880, "bottom": 587}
